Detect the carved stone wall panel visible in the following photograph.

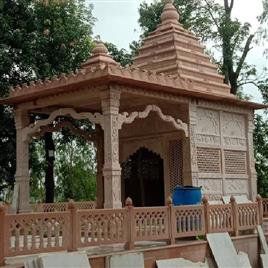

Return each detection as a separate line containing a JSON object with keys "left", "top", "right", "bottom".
{"left": 198, "top": 179, "right": 222, "bottom": 194}
{"left": 196, "top": 108, "right": 220, "bottom": 136}
{"left": 222, "top": 112, "right": 246, "bottom": 138}
{"left": 189, "top": 101, "right": 199, "bottom": 186}
{"left": 196, "top": 134, "right": 221, "bottom": 146}
{"left": 223, "top": 137, "right": 247, "bottom": 149}
{"left": 247, "top": 112, "right": 257, "bottom": 199}
{"left": 225, "top": 179, "right": 249, "bottom": 195}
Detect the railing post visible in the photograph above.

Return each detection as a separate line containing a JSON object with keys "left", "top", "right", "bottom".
{"left": 230, "top": 196, "right": 239, "bottom": 236}
{"left": 256, "top": 194, "right": 263, "bottom": 225}
{"left": 202, "top": 196, "right": 209, "bottom": 234}
{"left": 0, "top": 205, "right": 7, "bottom": 266}
{"left": 68, "top": 199, "right": 78, "bottom": 251}
{"left": 125, "top": 197, "right": 134, "bottom": 250}
{"left": 167, "top": 197, "right": 175, "bottom": 244}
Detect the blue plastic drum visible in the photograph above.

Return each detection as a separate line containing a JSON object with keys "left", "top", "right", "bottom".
{"left": 172, "top": 186, "right": 202, "bottom": 205}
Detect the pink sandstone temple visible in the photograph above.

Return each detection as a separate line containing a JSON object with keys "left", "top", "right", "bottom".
{"left": 1, "top": 0, "right": 266, "bottom": 213}
{"left": 1, "top": 1, "right": 268, "bottom": 267}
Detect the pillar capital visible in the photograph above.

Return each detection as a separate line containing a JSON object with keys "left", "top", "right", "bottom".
{"left": 14, "top": 109, "right": 29, "bottom": 130}
{"left": 101, "top": 87, "right": 121, "bottom": 114}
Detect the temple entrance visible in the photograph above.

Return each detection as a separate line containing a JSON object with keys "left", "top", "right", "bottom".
{"left": 122, "top": 147, "right": 164, "bottom": 207}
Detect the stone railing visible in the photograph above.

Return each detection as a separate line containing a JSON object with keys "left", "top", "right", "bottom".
{"left": 31, "top": 201, "right": 96, "bottom": 212}
{"left": 0, "top": 196, "right": 263, "bottom": 265}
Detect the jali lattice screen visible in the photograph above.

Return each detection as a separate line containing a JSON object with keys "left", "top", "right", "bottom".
{"left": 224, "top": 150, "right": 247, "bottom": 175}
{"left": 169, "top": 140, "right": 183, "bottom": 193}
{"left": 197, "top": 147, "right": 221, "bottom": 174}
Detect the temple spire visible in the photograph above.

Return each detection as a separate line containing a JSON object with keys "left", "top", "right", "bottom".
{"left": 161, "top": 0, "right": 180, "bottom": 24}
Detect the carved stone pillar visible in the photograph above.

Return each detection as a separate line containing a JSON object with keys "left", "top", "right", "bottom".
{"left": 11, "top": 109, "right": 30, "bottom": 213}
{"left": 95, "top": 125, "right": 104, "bottom": 208}
{"left": 188, "top": 100, "right": 199, "bottom": 186}
{"left": 101, "top": 87, "right": 122, "bottom": 208}
{"left": 247, "top": 112, "right": 257, "bottom": 200}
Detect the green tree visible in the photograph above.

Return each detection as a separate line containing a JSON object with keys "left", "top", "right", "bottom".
{"left": 0, "top": 0, "right": 35, "bottom": 200}
{"left": 0, "top": 0, "right": 95, "bottom": 201}
{"left": 106, "top": 42, "right": 134, "bottom": 67}
{"left": 54, "top": 137, "right": 96, "bottom": 202}
{"left": 254, "top": 114, "right": 268, "bottom": 197}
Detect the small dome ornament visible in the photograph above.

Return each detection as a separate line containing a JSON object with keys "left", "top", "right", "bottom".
{"left": 161, "top": 0, "right": 180, "bottom": 24}
{"left": 92, "top": 42, "right": 109, "bottom": 55}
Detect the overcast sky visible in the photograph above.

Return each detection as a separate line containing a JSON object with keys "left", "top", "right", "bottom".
{"left": 88, "top": 0, "right": 267, "bottom": 102}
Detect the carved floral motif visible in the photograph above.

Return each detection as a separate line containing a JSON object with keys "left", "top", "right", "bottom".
{"left": 222, "top": 112, "right": 245, "bottom": 138}
{"left": 196, "top": 108, "right": 220, "bottom": 135}
{"left": 196, "top": 134, "right": 220, "bottom": 146}
{"left": 223, "top": 137, "right": 246, "bottom": 147}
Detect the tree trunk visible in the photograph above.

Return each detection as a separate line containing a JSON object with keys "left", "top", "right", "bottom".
{"left": 44, "top": 132, "right": 55, "bottom": 203}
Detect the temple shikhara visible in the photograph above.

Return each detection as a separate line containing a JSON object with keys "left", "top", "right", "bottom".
{"left": 0, "top": 1, "right": 268, "bottom": 267}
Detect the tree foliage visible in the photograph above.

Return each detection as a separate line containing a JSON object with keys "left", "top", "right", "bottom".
{"left": 0, "top": 0, "right": 95, "bottom": 201}
{"left": 54, "top": 137, "right": 96, "bottom": 202}
{"left": 254, "top": 114, "right": 268, "bottom": 197}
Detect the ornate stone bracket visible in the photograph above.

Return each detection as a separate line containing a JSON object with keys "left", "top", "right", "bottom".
{"left": 118, "top": 104, "right": 188, "bottom": 136}
{"left": 22, "top": 108, "right": 103, "bottom": 142}
{"left": 33, "top": 120, "right": 97, "bottom": 143}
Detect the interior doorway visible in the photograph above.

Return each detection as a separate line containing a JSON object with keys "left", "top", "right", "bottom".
{"left": 122, "top": 147, "right": 165, "bottom": 207}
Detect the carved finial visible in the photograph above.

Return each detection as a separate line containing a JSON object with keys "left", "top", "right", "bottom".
{"left": 82, "top": 41, "right": 118, "bottom": 68}
{"left": 125, "top": 197, "right": 133, "bottom": 207}
{"left": 256, "top": 194, "right": 262, "bottom": 202}
{"left": 68, "top": 199, "right": 75, "bottom": 210}
{"left": 92, "top": 41, "right": 108, "bottom": 55}
{"left": 166, "top": 196, "right": 173, "bottom": 205}
{"left": 230, "top": 195, "right": 236, "bottom": 203}
{"left": 161, "top": 0, "right": 180, "bottom": 24}
{"left": 202, "top": 195, "right": 209, "bottom": 204}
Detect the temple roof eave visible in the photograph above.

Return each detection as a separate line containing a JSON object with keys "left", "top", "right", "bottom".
{"left": 0, "top": 64, "right": 267, "bottom": 110}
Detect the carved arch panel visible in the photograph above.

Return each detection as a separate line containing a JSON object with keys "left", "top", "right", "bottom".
{"left": 22, "top": 108, "right": 103, "bottom": 141}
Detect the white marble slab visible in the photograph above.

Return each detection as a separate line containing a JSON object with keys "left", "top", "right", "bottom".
{"left": 238, "top": 251, "right": 251, "bottom": 268}
{"left": 156, "top": 258, "right": 208, "bottom": 268}
{"left": 261, "top": 254, "right": 268, "bottom": 268}
{"left": 257, "top": 225, "right": 268, "bottom": 254}
{"left": 39, "top": 252, "right": 90, "bottom": 268}
{"left": 207, "top": 233, "right": 240, "bottom": 268}
{"left": 107, "top": 252, "right": 144, "bottom": 268}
